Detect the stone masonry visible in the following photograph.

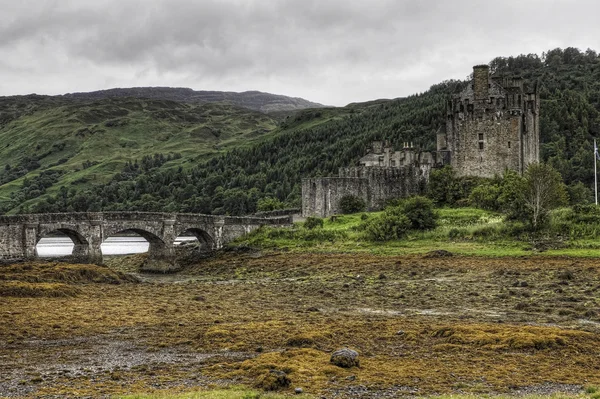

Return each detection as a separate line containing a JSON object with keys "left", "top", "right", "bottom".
{"left": 444, "top": 65, "right": 540, "bottom": 177}
{"left": 0, "top": 212, "right": 291, "bottom": 271}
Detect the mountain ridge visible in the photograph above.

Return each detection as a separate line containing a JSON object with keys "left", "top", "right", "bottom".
{"left": 59, "top": 87, "right": 326, "bottom": 113}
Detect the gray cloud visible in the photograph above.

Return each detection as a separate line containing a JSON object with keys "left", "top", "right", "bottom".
{"left": 0, "top": 0, "right": 599, "bottom": 105}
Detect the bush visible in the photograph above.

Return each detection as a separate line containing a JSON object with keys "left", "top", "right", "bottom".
{"left": 303, "top": 216, "right": 323, "bottom": 230}
{"left": 338, "top": 195, "right": 366, "bottom": 214}
{"left": 401, "top": 196, "right": 438, "bottom": 230}
{"left": 469, "top": 182, "right": 502, "bottom": 210}
{"left": 448, "top": 228, "right": 466, "bottom": 240}
{"left": 361, "top": 196, "right": 438, "bottom": 241}
{"left": 362, "top": 209, "right": 411, "bottom": 241}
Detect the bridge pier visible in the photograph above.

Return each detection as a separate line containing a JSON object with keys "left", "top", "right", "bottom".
{"left": 23, "top": 223, "right": 38, "bottom": 259}
{"left": 139, "top": 218, "right": 178, "bottom": 273}
{"left": 213, "top": 218, "right": 225, "bottom": 250}
{"left": 88, "top": 220, "right": 104, "bottom": 264}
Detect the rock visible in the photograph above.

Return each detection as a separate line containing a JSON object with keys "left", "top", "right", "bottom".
{"left": 423, "top": 249, "right": 453, "bottom": 258}
{"left": 330, "top": 348, "right": 360, "bottom": 368}
{"left": 396, "top": 330, "right": 405, "bottom": 336}
{"left": 255, "top": 369, "right": 291, "bottom": 391}
{"left": 295, "top": 387, "right": 304, "bottom": 394}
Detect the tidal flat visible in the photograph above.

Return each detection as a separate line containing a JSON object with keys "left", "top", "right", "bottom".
{"left": 1, "top": 252, "right": 600, "bottom": 398}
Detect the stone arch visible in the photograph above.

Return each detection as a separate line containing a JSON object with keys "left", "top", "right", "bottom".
{"left": 102, "top": 227, "right": 168, "bottom": 258}
{"left": 36, "top": 227, "right": 90, "bottom": 259}
{"left": 175, "top": 227, "right": 216, "bottom": 251}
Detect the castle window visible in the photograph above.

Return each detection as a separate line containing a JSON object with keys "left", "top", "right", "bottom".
{"left": 478, "top": 133, "right": 484, "bottom": 141}
{"left": 479, "top": 142, "right": 484, "bottom": 150}
{"left": 508, "top": 141, "right": 511, "bottom": 149}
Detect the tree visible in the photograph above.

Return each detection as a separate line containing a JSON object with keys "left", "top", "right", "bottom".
{"left": 518, "top": 163, "right": 569, "bottom": 230}
{"left": 257, "top": 196, "right": 285, "bottom": 212}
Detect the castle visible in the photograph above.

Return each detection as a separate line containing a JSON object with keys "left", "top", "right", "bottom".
{"left": 302, "top": 65, "right": 540, "bottom": 218}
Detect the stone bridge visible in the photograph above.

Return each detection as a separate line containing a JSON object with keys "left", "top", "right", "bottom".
{"left": 0, "top": 212, "right": 292, "bottom": 270}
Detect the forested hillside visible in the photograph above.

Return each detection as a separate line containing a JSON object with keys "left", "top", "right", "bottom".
{"left": 4, "top": 47, "right": 600, "bottom": 215}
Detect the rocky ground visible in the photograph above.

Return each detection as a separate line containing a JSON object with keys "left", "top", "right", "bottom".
{"left": 1, "top": 252, "right": 600, "bottom": 398}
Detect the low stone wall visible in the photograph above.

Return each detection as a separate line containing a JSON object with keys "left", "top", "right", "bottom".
{"left": 302, "top": 165, "right": 430, "bottom": 218}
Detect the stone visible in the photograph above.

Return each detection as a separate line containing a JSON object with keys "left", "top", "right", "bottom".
{"left": 295, "top": 387, "right": 303, "bottom": 394}
{"left": 330, "top": 348, "right": 360, "bottom": 368}
{"left": 423, "top": 249, "right": 453, "bottom": 258}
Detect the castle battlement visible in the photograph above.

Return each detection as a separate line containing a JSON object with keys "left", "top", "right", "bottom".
{"left": 445, "top": 65, "right": 539, "bottom": 177}
{"left": 301, "top": 65, "right": 541, "bottom": 217}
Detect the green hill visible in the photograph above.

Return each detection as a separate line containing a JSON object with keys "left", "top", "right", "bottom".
{"left": 0, "top": 97, "right": 282, "bottom": 211}
{"left": 2, "top": 47, "right": 600, "bottom": 215}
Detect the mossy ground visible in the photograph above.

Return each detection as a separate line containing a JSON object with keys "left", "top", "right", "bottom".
{"left": 2, "top": 254, "right": 600, "bottom": 398}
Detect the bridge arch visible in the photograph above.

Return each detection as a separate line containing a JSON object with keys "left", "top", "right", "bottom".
{"left": 102, "top": 227, "right": 169, "bottom": 259}
{"left": 175, "top": 227, "right": 215, "bottom": 251}
{"left": 35, "top": 227, "right": 90, "bottom": 259}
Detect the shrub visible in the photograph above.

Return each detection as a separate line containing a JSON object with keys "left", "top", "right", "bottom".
{"left": 448, "top": 228, "right": 466, "bottom": 240}
{"left": 362, "top": 210, "right": 411, "bottom": 241}
{"left": 338, "top": 195, "right": 366, "bottom": 214}
{"left": 469, "top": 182, "right": 501, "bottom": 210}
{"left": 401, "top": 196, "right": 438, "bottom": 230}
{"left": 303, "top": 216, "right": 323, "bottom": 230}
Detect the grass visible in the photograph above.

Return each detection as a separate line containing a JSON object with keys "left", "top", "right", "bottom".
{"left": 0, "top": 281, "right": 80, "bottom": 297}
{"left": 118, "top": 394, "right": 596, "bottom": 399}
{"left": 119, "top": 386, "right": 310, "bottom": 398}
{"left": 236, "top": 208, "right": 600, "bottom": 257}
{"left": 3, "top": 254, "right": 600, "bottom": 397}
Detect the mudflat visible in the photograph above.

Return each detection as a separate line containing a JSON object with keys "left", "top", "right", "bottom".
{"left": 1, "top": 253, "right": 600, "bottom": 398}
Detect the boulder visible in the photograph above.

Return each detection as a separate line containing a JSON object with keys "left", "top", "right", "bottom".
{"left": 330, "top": 348, "right": 360, "bottom": 368}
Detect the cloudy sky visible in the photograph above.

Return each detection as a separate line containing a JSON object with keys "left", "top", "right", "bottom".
{"left": 0, "top": 0, "right": 599, "bottom": 106}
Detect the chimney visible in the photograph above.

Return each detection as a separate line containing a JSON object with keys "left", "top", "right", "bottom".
{"left": 473, "top": 65, "right": 490, "bottom": 101}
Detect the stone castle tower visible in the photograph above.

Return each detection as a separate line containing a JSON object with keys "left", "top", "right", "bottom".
{"left": 301, "top": 65, "right": 541, "bottom": 217}
{"left": 441, "top": 65, "right": 540, "bottom": 177}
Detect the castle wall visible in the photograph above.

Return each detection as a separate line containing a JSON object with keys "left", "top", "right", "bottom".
{"left": 450, "top": 116, "right": 521, "bottom": 178}
{"left": 302, "top": 165, "right": 430, "bottom": 218}
{"left": 301, "top": 177, "right": 370, "bottom": 218}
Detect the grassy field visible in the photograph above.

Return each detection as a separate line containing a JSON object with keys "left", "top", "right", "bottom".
{"left": 2, "top": 252, "right": 600, "bottom": 398}
{"left": 238, "top": 207, "right": 600, "bottom": 258}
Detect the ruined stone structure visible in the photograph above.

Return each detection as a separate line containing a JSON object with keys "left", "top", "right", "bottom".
{"left": 0, "top": 212, "right": 291, "bottom": 271}
{"left": 444, "top": 65, "right": 540, "bottom": 177}
{"left": 302, "top": 65, "right": 540, "bottom": 217}
{"left": 302, "top": 142, "right": 440, "bottom": 217}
